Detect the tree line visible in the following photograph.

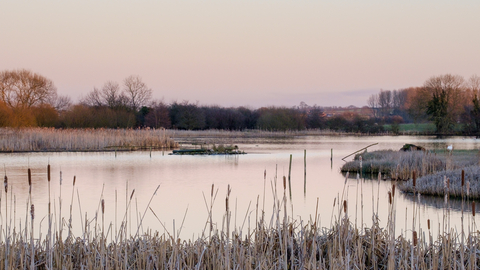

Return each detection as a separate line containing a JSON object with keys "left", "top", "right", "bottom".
{"left": 3, "top": 69, "right": 479, "bottom": 134}
{"left": 0, "top": 69, "right": 386, "bottom": 133}
{"left": 367, "top": 74, "right": 480, "bottom": 134}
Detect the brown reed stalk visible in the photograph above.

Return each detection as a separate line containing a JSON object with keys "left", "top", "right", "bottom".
{"left": 30, "top": 204, "right": 35, "bottom": 270}
{"left": 47, "top": 164, "right": 52, "bottom": 269}
{"left": 68, "top": 176, "right": 76, "bottom": 239}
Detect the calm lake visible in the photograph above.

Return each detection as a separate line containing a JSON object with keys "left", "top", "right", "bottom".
{"left": 1, "top": 135, "right": 480, "bottom": 240}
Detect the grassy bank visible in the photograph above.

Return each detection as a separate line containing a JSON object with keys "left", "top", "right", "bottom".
{"left": 0, "top": 128, "right": 178, "bottom": 152}
{"left": 341, "top": 149, "right": 479, "bottom": 180}
{"left": 1, "top": 166, "right": 480, "bottom": 269}
{"left": 399, "top": 166, "right": 480, "bottom": 199}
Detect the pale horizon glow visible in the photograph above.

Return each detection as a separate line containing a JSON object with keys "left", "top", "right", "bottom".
{"left": 1, "top": 1, "right": 479, "bottom": 108}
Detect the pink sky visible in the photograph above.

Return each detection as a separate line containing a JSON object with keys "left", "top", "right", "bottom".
{"left": 1, "top": 1, "right": 479, "bottom": 108}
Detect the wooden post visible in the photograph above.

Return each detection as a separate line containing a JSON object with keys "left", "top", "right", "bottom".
{"left": 304, "top": 150, "right": 307, "bottom": 195}
{"left": 288, "top": 154, "right": 292, "bottom": 199}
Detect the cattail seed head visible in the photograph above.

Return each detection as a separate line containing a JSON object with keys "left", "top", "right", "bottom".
{"left": 343, "top": 200, "right": 347, "bottom": 213}
{"left": 392, "top": 184, "right": 396, "bottom": 198}
{"left": 447, "top": 178, "right": 450, "bottom": 189}
{"left": 412, "top": 171, "right": 416, "bottom": 187}
{"left": 388, "top": 191, "right": 392, "bottom": 205}
{"left": 467, "top": 181, "right": 470, "bottom": 196}
{"left": 47, "top": 164, "right": 51, "bottom": 182}
{"left": 283, "top": 176, "right": 286, "bottom": 190}
{"left": 462, "top": 170, "right": 465, "bottom": 187}
{"left": 73, "top": 176, "right": 76, "bottom": 186}
{"left": 264, "top": 170, "right": 266, "bottom": 180}
{"left": 28, "top": 168, "right": 32, "bottom": 187}
{"left": 211, "top": 184, "right": 214, "bottom": 197}
{"left": 4, "top": 175, "right": 7, "bottom": 193}
{"left": 101, "top": 199, "right": 105, "bottom": 214}
{"left": 226, "top": 197, "right": 229, "bottom": 212}
{"left": 427, "top": 219, "right": 430, "bottom": 230}
{"left": 30, "top": 204, "right": 35, "bottom": 220}
{"left": 413, "top": 231, "right": 418, "bottom": 246}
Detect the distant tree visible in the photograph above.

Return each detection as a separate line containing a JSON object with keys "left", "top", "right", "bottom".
{"left": 52, "top": 95, "right": 72, "bottom": 111}
{"left": 367, "top": 94, "right": 379, "bottom": 118}
{"left": 123, "top": 75, "right": 152, "bottom": 112}
{"left": 238, "top": 107, "right": 258, "bottom": 129}
{"left": 0, "top": 69, "right": 57, "bottom": 109}
{"left": 0, "top": 101, "right": 13, "bottom": 126}
{"left": 82, "top": 81, "right": 128, "bottom": 109}
{"left": 32, "top": 104, "right": 58, "bottom": 127}
{"left": 421, "top": 74, "right": 465, "bottom": 133}
{"left": 256, "top": 107, "right": 305, "bottom": 131}
{"left": 306, "top": 106, "right": 325, "bottom": 129}
{"left": 326, "top": 115, "right": 350, "bottom": 132}
{"left": 145, "top": 101, "right": 171, "bottom": 129}
{"left": 169, "top": 101, "right": 205, "bottom": 130}
{"left": 378, "top": 89, "right": 392, "bottom": 117}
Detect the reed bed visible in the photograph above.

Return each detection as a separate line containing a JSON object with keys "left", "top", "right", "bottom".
{"left": 341, "top": 150, "right": 446, "bottom": 180}
{"left": 399, "top": 165, "right": 480, "bottom": 199}
{"left": 1, "top": 166, "right": 480, "bottom": 269}
{"left": 0, "top": 128, "right": 178, "bottom": 152}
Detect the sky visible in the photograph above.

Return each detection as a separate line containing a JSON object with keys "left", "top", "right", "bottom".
{"left": 1, "top": 1, "right": 479, "bottom": 108}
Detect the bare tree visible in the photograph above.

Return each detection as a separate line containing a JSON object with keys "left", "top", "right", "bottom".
{"left": 468, "top": 75, "right": 480, "bottom": 96}
{"left": 0, "top": 69, "right": 57, "bottom": 108}
{"left": 82, "top": 81, "right": 127, "bottom": 109}
{"left": 367, "top": 93, "right": 379, "bottom": 118}
{"left": 123, "top": 75, "right": 152, "bottom": 112}
{"left": 82, "top": 87, "right": 103, "bottom": 107}
{"left": 102, "top": 81, "right": 125, "bottom": 108}
{"left": 378, "top": 89, "right": 392, "bottom": 117}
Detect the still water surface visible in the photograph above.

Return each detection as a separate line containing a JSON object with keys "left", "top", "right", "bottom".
{"left": 1, "top": 135, "right": 479, "bottom": 240}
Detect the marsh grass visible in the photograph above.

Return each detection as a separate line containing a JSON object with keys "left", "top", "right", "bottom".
{"left": 400, "top": 166, "right": 480, "bottom": 199}
{"left": 1, "top": 165, "right": 480, "bottom": 269}
{"left": 0, "top": 128, "right": 178, "bottom": 152}
{"left": 341, "top": 150, "right": 446, "bottom": 180}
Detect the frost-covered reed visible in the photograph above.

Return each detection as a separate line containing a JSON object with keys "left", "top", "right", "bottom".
{"left": 341, "top": 150, "right": 445, "bottom": 180}
{"left": 400, "top": 165, "right": 480, "bottom": 199}
{"left": 0, "top": 128, "right": 178, "bottom": 152}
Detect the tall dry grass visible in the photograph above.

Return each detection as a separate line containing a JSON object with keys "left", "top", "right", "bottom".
{"left": 0, "top": 127, "right": 178, "bottom": 152}
{"left": 399, "top": 165, "right": 480, "bottom": 199}
{"left": 341, "top": 150, "right": 446, "bottom": 180}
{"left": 1, "top": 165, "right": 480, "bottom": 269}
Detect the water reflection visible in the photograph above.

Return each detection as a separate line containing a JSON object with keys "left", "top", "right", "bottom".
{"left": 402, "top": 191, "right": 479, "bottom": 214}
{"left": 0, "top": 135, "right": 478, "bottom": 240}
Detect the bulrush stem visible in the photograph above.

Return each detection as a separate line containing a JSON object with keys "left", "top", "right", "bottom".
{"left": 68, "top": 176, "right": 76, "bottom": 239}
{"left": 30, "top": 204, "right": 35, "bottom": 270}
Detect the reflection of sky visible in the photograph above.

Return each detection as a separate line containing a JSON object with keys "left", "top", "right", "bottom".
{"left": 1, "top": 135, "right": 479, "bottom": 240}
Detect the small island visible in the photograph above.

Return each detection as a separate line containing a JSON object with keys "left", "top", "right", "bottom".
{"left": 171, "top": 144, "right": 246, "bottom": 155}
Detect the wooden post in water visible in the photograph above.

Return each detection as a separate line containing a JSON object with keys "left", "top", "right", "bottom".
{"left": 304, "top": 150, "right": 307, "bottom": 195}
{"left": 331, "top": 148, "right": 333, "bottom": 170}
{"left": 288, "top": 154, "right": 292, "bottom": 199}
